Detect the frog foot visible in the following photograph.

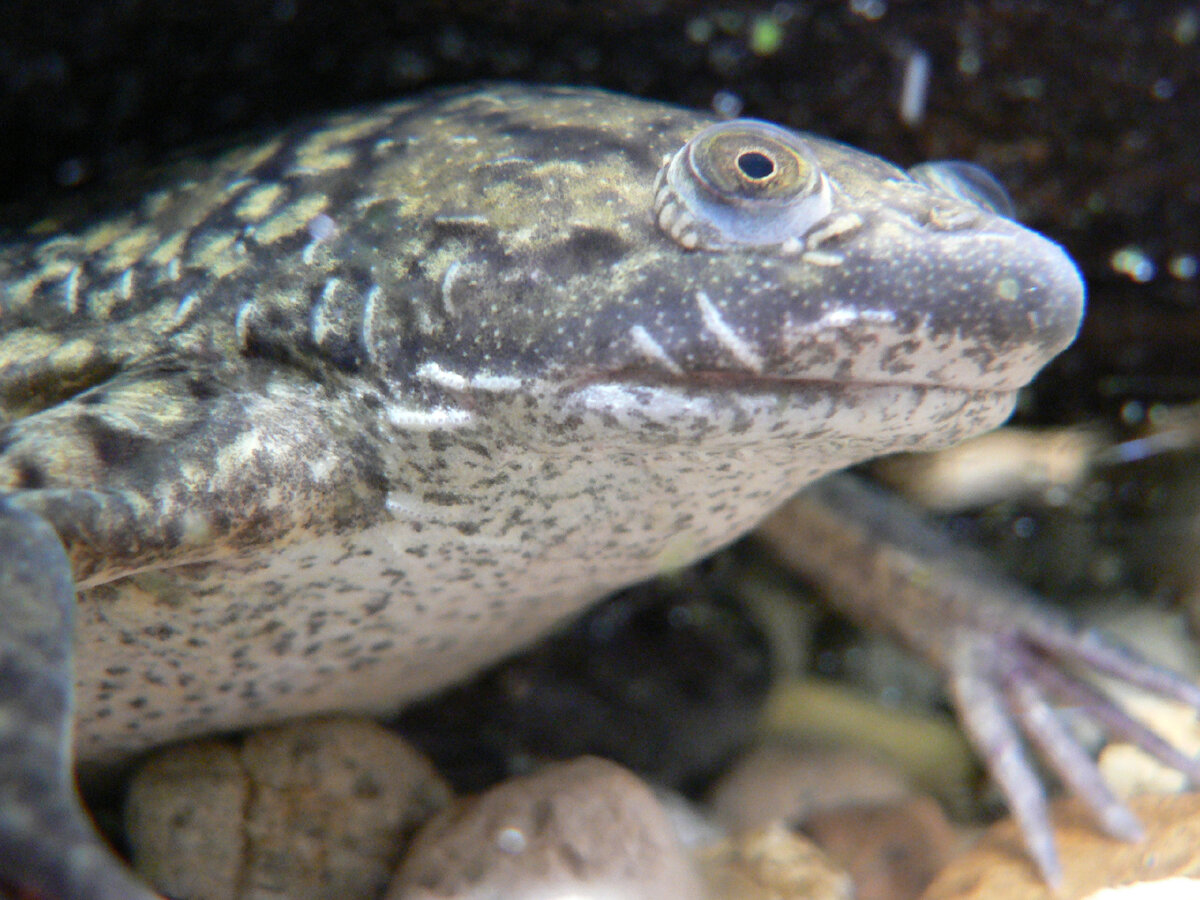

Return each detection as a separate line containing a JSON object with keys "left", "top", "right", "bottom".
{"left": 0, "top": 497, "right": 161, "bottom": 900}
{"left": 948, "top": 611, "right": 1200, "bottom": 886}
{"left": 760, "top": 473, "right": 1200, "bottom": 886}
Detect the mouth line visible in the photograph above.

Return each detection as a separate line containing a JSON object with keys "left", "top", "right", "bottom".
{"left": 568, "top": 367, "right": 1011, "bottom": 398}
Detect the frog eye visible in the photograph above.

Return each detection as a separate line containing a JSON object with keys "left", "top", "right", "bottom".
{"left": 653, "top": 120, "right": 834, "bottom": 250}
{"left": 908, "top": 160, "right": 1015, "bottom": 220}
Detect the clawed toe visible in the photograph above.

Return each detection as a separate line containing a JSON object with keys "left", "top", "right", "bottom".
{"left": 948, "top": 617, "right": 1200, "bottom": 885}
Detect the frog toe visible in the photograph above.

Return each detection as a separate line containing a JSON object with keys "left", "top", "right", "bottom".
{"left": 1022, "top": 627, "right": 1200, "bottom": 783}
{"left": 948, "top": 611, "right": 1200, "bottom": 885}
{"left": 0, "top": 497, "right": 160, "bottom": 900}
{"left": 947, "top": 633, "right": 1065, "bottom": 885}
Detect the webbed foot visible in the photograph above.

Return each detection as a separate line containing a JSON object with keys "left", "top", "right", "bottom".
{"left": 0, "top": 497, "right": 160, "bottom": 900}
{"left": 759, "top": 472, "right": 1200, "bottom": 885}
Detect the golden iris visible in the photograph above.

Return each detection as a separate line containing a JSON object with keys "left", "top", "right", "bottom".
{"left": 687, "top": 126, "right": 817, "bottom": 203}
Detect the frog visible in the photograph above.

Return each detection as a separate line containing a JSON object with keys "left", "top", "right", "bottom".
{"left": 1, "top": 83, "right": 1195, "bottom": 898}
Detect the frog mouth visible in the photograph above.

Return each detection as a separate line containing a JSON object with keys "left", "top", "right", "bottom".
{"left": 570, "top": 367, "right": 1017, "bottom": 400}
{"left": 556, "top": 372, "right": 1021, "bottom": 458}
{"left": 558, "top": 369, "right": 1022, "bottom": 446}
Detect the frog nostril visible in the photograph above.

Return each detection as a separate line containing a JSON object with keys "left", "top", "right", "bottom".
{"left": 736, "top": 151, "right": 775, "bottom": 180}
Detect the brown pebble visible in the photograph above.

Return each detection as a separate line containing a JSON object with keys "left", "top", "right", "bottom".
{"left": 694, "top": 823, "right": 853, "bottom": 900}
{"left": 709, "top": 741, "right": 912, "bottom": 832}
{"left": 126, "top": 716, "right": 451, "bottom": 900}
{"left": 388, "top": 755, "right": 702, "bottom": 900}
{"left": 804, "top": 796, "right": 963, "bottom": 900}
{"left": 922, "top": 792, "right": 1200, "bottom": 900}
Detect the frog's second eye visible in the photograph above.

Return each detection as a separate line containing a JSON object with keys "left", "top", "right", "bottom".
{"left": 654, "top": 120, "right": 833, "bottom": 250}
{"left": 908, "top": 160, "right": 1016, "bottom": 220}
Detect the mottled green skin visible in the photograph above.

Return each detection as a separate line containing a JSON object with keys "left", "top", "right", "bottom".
{"left": 0, "top": 84, "right": 1083, "bottom": 899}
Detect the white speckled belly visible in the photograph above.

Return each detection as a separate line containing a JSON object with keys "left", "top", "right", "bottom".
{"left": 74, "top": 383, "right": 1013, "bottom": 762}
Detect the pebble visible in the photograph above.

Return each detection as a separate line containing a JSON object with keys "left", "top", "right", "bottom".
{"left": 1084, "top": 879, "right": 1200, "bottom": 899}
{"left": 708, "top": 741, "right": 912, "bottom": 832}
{"left": 707, "top": 741, "right": 961, "bottom": 899}
{"left": 693, "top": 823, "right": 853, "bottom": 900}
{"left": 803, "top": 796, "right": 962, "bottom": 900}
{"left": 387, "top": 755, "right": 703, "bottom": 900}
{"left": 922, "top": 792, "right": 1200, "bottom": 900}
{"left": 124, "top": 739, "right": 247, "bottom": 899}
{"left": 125, "top": 716, "right": 451, "bottom": 900}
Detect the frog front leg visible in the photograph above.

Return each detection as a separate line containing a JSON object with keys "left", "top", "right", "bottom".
{"left": 0, "top": 497, "right": 162, "bottom": 900}
{"left": 0, "top": 360, "right": 398, "bottom": 900}
{"left": 760, "top": 472, "right": 1200, "bottom": 885}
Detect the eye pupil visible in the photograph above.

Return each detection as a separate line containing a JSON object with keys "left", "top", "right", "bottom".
{"left": 736, "top": 150, "right": 775, "bottom": 180}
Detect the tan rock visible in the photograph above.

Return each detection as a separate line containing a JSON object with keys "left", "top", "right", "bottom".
{"left": 388, "top": 756, "right": 702, "bottom": 900}
{"left": 804, "top": 796, "right": 963, "bottom": 900}
{"left": 1084, "top": 878, "right": 1200, "bottom": 899}
{"left": 124, "top": 740, "right": 249, "bottom": 900}
{"left": 694, "top": 823, "right": 853, "bottom": 900}
{"left": 708, "top": 741, "right": 912, "bottom": 832}
{"left": 868, "top": 427, "right": 1098, "bottom": 513}
{"left": 1099, "top": 696, "right": 1200, "bottom": 800}
{"left": 922, "top": 792, "right": 1200, "bottom": 900}
{"left": 126, "top": 716, "right": 451, "bottom": 900}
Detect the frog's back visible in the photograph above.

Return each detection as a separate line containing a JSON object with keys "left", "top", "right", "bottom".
{"left": 0, "top": 86, "right": 699, "bottom": 424}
